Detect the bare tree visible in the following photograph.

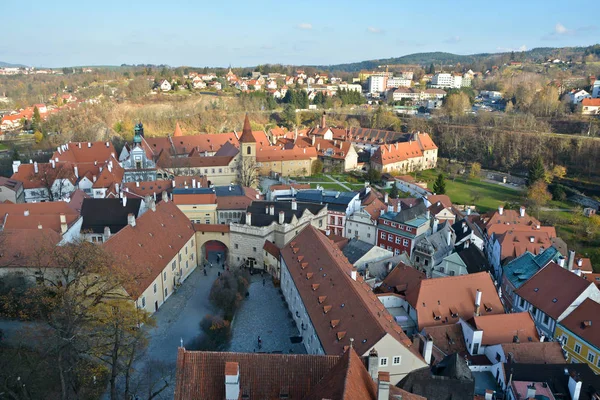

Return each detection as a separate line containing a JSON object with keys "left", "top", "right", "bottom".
{"left": 28, "top": 162, "right": 74, "bottom": 201}
{"left": 236, "top": 157, "right": 258, "bottom": 187}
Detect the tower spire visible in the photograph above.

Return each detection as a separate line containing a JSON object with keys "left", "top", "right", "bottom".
{"left": 239, "top": 114, "right": 256, "bottom": 143}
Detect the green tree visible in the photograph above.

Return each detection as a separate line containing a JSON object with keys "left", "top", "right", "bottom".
{"left": 469, "top": 162, "right": 481, "bottom": 179}
{"left": 311, "top": 159, "right": 324, "bottom": 176}
{"left": 433, "top": 173, "right": 446, "bottom": 194}
{"left": 528, "top": 155, "right": 546, "bottom": 186}
{"left": 527, "top": 180, "right": 552, "bottom": 218}
{"left": 366, "top": 168, "right": 381, "bottom": 184}
{"left": 443, "top": 92, "right": 471, "bottom": 119}
{"left": 32, "top": 106, "right": 41, "bottom": 131}
{"left": 389, "top": 184, "right": 399, "bottom": 199}
{"left": 428, "top": 63, "right": 435, "bottom": 74}
{"left": 282, "top": 104, "right": 298, "bottom": 129}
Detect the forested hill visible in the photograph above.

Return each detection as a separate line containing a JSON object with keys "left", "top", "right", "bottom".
{"left": 312, "top": 45, "right": 600, "bottom": 72}
{"left": 0, "top": 61, "right": 27, "bottom": 67}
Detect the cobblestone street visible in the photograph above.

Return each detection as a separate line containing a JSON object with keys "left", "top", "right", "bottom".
{"left": 229, "top": 274, "right": 306, "bottom": 354}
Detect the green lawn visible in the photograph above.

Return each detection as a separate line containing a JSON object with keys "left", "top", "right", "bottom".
{"left": 416, "top": 169, "right": 524, "bottom": 213}
{"left": 0, "top": 143, "right": 8, "bottom": 151}
{"left": 310, "top": 183, "right": 350, "bottom": 191}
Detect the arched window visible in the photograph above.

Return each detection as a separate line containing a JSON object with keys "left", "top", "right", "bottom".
{"left": 247, "top": 146, "right": 251, "bottom": 155}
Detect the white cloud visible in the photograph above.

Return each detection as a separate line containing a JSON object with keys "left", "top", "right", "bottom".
{"left": 554, "top": 23, "right": 569, "bottom": 34}
{"left": 367, "top": 27, "right": 384, "bottom": 34}
{"left": 444, "top": 36, "right": 460, "bottom": 44}
{"left": 297, "top": 23, "right": 313, "bottom": 30}
{"left": 497, "top": 44, "right": 528, "bottom": 52}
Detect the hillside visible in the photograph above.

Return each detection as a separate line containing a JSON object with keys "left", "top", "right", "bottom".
{"left": 0, "top": 61, "right": 27, "bottom": 68}
{"left": 312, "top": 45, "right": 598, "bottom": 72}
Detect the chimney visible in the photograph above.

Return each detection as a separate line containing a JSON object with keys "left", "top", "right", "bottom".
{"left": 24, "top": 209, "right": 29, "bottom": 216}
{"left": 325, "top": 228, "right": 331, "bottom": 236}
{"left": 526, "top": 383, "right": 536, "bottom": 399}
{"left": 462, "top": 221, "right": 468, "bottom": 233}
{"left": 529, "top": 236, "right": 535, "bottom": 243}
{"left": 291, "top": 200, "right": 297, "bottom": 210}
{"left": 246, "top": 212, "right": 252, "bottom": 225}
{"left": 162, "top": 190, "right": 169, "bottom": 203}
{"left": 278, "top": 211, "right": 285, "bottom": 224}
{"left": 78, "top": 143, "right": 81, "bottom": 149}
{"left": 149, "top": 197, "right": 156, "bottom": 212}
{"left": 485, "top": 390, "right": 494, "bottom": 400}
{"left": 368, "top": 348, "right": 379, "bottom": 380}
{"left": 475, "top": 289, "right": 482, "bottom": 316}
{"left": 396, "top": 202, "right": 401, "bottom": 212}
{"left": 265, "top": 205, "right": 270, "bottom": 214}
{"left": 224, "top": 362, "right": 240, "bottom": 400}
{"left": 103, "top": 226, "right": 111, "bottom": 241}
{"left": 387, "top": 204, "right": 394, "bottom": 213}
{"left": 59, "top": 213, "right": 67, "bottom": 234}
{"left": 33, "top": 161, "right": 38, "bottom": 174}
{"left": 93, "top": 175, "right": 96, "bottom": 182}
{"left": 498, "top": 205, "right": 504, "bottom": 215}
{"left": 351, "top": 268, "right": 357, "bottom": 281}
{"left": 127, "top": 213, "right": 136, "bottom": 227}
{"left": 108, "top": 164, "right": 112, "bottom": 173}
{"left": 433, "top": 218, "right": 439, "bottom": 233}
{"left": 423, "top": 334, "right": 433, "bottom": 364}
{"left": 446, "top": 229, "right": 452, "bottom": 246}
{"left": 192, "top": 178, "right": 196, "bottom": 188}
{"left": 321, "top": 112, "right": 326, "bottom": 128}
{"left": 426, "top": 210, "right": 431, "bottom": 220}
{"left": 519, "top": 206, "right": 526, "bottom": 218}
{"left": 229, "top": 186, "right": 232, "bottom": 191}
{"left": 172, "top": 179, "right": 176, "bottom": 188}
{"left": 465, "top": 239, "right": 470, "bottom": 248}
{"left": 135, "top": 181, "right": 140, "bottom": 188}
{"left": 12, "top": 161, "right": 20, "bottom": 174}
{"left": 567, "top": 250, "right": 575, "bottom": 270}
{"left": 387, "top": 261, "right": 393, "bottom": 272}
{"left": 568, "top": 372, "right": 582, "bottom": 400}
{"left": 74, "top": 166, "right": 78, "bottom": 178}
{"left": 577, "top": 258, "right": 583, "bottom": 267}
{"left": 57, "top": 146, "right": 61, "bottom": 154}
{"left": 106, "top": 141, "right": 109, "bottom": 147}
{"left": 115, "top": 183, "right": 119, "bottom": 193}
{"left": 467, "top": 208, "right": 471, "bottom": 216}
{"left": 311, "top": 135, "right": 316, "bottom": 146}
{"left": 87, "top": 142, "right": 91, "bottom": 148}
{"left": 270, "top": 205, "right": 275, "bottom": 215}
{"left": 377, "top": 372, "right": 390, "bottom": 400}
{"left": 558, "top": 257, "right": 566, "bottom": 268}
{"left": 37, "top": 223, "right": 43, "bottom": 230}
{"left": 384, "top": 193, "right": 389, "bottom": 204}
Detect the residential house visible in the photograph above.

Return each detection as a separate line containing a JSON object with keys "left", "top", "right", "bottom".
{"left": 345, "top": 186, "right": 386, "bottom": 245}
{"left": 262, "top": 240, "right": 281, "bottom": 278}
{"left": 80, "top": 197, "right": 143, "bottom": 243}
{"left": 555, "top": 298, "right": 600, "bottom": 373}
{"left": 489, "top": 341, "right": 565, "bottom": 365}
{"left": 568, "top": 89, "right": 591, "bottom": 104}
{"left": 581, "top": 98, "right": 600, "bottom": 115}
{"left": 512, "top": 262, "right": 600, "bottom": 338}
{"left": 376, "top": 198, "right": 430, "bottom": 257}
{"left": 121, "top": 176, "right": 208, "bottom": 200}
{"left": 341, "top": 238, "right": 406, "bottom": 280}
{"left": 375, "top": 262, "right": 425, "bottom": 297}
{"left": 295, "top": 136, "right": 359, "bottom": 172}
{"left": 215, "top": 185, "right": 260, "bottom": 224}
{"left": 295, "top": 189, "right": 361, "bottom": 237}
{"left": 0, "top": 176, "right": 25, "bottom": 203}
{"left": 451, "top": 217, "right": 484, "bottom": 250}
{"left": 159, "top": 80, "right": 172, "bottom": 91}
{"left": 172, "top": 189, "right": 218, "bottom": 224}
{"left": 370, "top": 133, "right": 438, "bottom": 174}
{"left": 427, "top": 200, "right": 459, "bottom": 224}
{"left": 174, "top": 347, "right": 424, "bottom": 400}
{"left": 500, "top": 246, "right": 563, "bottom": 311}
{"left": 119, "top": 123, "right": 157, "bottom": 182}
{"left": 412, "top": 222, "right": 455, "bottom": 277}
{"left": 11, "top": 160, "right": 77, "bottom": 202}
{"left": 229, "top": 200, "right": 327, "bottom": 271}
{"left": 103, "top": 194, "right": 197, "bottom": 314}
{"left": 267, "top": 183, "right": 311, "bottom": 201}
{"left": 280, "top": 225, "right": 428, "bottom": 384}
{"left": 436, "top": 242, "right": 491, "bottom": 278}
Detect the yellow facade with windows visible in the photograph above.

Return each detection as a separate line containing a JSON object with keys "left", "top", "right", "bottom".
{"left": 555, "top": 325, "right": 600, "bottom": 374}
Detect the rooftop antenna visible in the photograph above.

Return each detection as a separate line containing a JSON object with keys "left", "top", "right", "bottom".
{"left": 349, "top": 338, "right": 354, "bottom": 348}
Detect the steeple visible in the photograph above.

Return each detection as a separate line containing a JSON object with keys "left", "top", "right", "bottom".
{"left": 174, "top": 122, "right": 183, "bottom": 137}
{"left": 133, "top": 123, "right": 143, "bottom": 145}
{"left": 239, "top": 114, "right": 256, "bottom": 143}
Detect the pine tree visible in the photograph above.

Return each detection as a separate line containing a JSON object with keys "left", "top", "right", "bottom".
{"left": 428, "top": 63, "right": 435, "bottom": 74}
{"left": 389, "top": 184, "right": 399, "bottom": 199}
{"left": 528, "top": 156, "right": 546, "bottom": 186}
{"left": 433, "top": 173, "right": 446, "bottom": 194}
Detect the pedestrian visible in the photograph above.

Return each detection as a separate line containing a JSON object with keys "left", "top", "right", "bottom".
{"left": 203, "top": 269, "right": 207, "bottom": 276}
{"left": 263, "top": 278, "right": 265, "bottom": 286}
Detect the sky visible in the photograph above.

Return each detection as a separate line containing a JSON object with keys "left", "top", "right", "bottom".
{"left": 1, "top": 0, "right": 597, "bottom": 68}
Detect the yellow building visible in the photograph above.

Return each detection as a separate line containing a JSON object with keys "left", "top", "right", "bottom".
{"left": 555, "top": 298, "right": 600, "bottom": 374}
{"left": 172, "top": 190, "right": 218, "bottom": 224}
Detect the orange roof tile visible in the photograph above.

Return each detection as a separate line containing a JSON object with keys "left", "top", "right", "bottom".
{"left": 472, "top": 312, "right": 539, "bottom": 345}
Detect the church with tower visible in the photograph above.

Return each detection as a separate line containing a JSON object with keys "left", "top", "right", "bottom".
{"left": 119, "top": 123, "right": 158, "bottom": 182}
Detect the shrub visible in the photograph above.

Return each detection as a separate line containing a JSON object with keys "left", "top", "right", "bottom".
{"left": 209, "top": 269, "right": 250, "bottom": 320}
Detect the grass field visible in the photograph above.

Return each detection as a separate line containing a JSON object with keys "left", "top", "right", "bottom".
{"left": 310, "top": 183, "right": 350, "bottom": 191}
{"left": 416, "top": 169, "right": 525, "bottom": 212}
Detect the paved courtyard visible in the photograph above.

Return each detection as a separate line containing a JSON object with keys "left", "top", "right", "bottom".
{"left": 229, "top": 274, "right": 306, "bottom": 354}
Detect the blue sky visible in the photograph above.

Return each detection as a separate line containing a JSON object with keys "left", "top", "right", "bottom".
{"left": 1, "top": 0, "right": 597, "bottom": 68}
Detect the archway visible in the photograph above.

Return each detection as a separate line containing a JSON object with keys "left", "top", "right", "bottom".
{"left": 202, "top": 240, "right": 228, "bottom": 267}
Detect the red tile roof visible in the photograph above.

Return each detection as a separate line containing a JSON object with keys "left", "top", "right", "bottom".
{"left": 174, "top": 349, "right": 340, "bottom": 400}
{"left": 471, "top": 312, "right": 539, "bottom": 345}
{"left": 256, "top": 144, "right": 317, "bottom": 162}
{"left": 582, "top": 98, "right": 600, "bottom": 106}
{"left": 497, "top": 229, "right": 557, "bottom": 261}
{"left": 281, "top": 225, "right": 419, "bottom": 358}
{"left": 514, "top": 262, "right": 595, "bottom": 320}
{"left": 11, "top": 162, "right": 77, "bottom": 189}
{"left": 377, "top": 262, "right": 425, "bottom": 295}
{"left": 172, "top": 193, "right": 216, "bottom": 205}
{"left": 239, "top": 114, "right": 256, "bottom": 143}
{"left": 0, "top": 228, "right": 62, "bottom": 268}
{"left": 263, "top": 240, "right": 280, "bottom": 258}
{"left": 499, "top": 342, "right": 566, "bottom": 364}
{"left": 51, "top": 141, "right": 116, "bottom": 163}
{"left": 558, "top": 298, "right": 600, "bottom": 348}
{"left": 0, "top": 201, "right": 79, "bottom": 233}
{"left": 103, "top": 199, "right": 194, "bottom": 298}
{"left": 216, "top": 195, "right": 252, "bottom": 210}
{"left": 406, "top": 272, "right": 504, "bottom": 330}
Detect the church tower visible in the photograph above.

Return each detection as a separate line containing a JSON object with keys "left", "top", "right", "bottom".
{"left": 239, "top": 114, "right": 256, "bottom": 160}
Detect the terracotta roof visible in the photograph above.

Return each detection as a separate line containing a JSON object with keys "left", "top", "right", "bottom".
{"left": 0, "top": 176, "right": 23, "bottom": 192}
{"left": 421, "top": 324, "right": 467, "bottom": 362}
{"left": 256, "top": 145, "right": 317, "bottom": 162}
{"left": 0, "top": 228, "right": 62, "bottom": 268}
{"left": 471, "top": 312, "right": 538, "bottom": 345}
{"left": 263, "top": 240, "right": 280, "bottom": 258}
{"left": 499, "top": 342, "right": 566, "bottom": 364}
{"left": 66, "top": 189, "right": 89, "bottom": 213}
{"left": 0, "top": 201, "right": 79, "bottom": 233}
{"left": 377, "top": 262, "right": 425, "bottom": 295}
{"left": 103, "top": 200, "right": 194, "bottom": 298}
{"left": 558, "top": 298, "right": 600, "bottom": 348}
{"left": 172, "top": 192, "right": 217, "bottom": 205}
{"left": 583, "top": 273, "right": 600, "bottom": 288}
{"left": 296, "top": 137, "right": 354, "bottom": 160}
{"left": 497, "top": 228, "right": 557, "bottom": 261}
{"left": 371, "top": 140, "right": 424, "bottom": 166}
{"left": 192, "top": 223, "right": 230, "bottom": 233}
{"left": 91, "top": 159, "right": 125, "bottom": 190}
{"left": 280, "top": 225, "right": 419, "bottom": 358}
{"left": 11, "top": 162, "right": 77, "bottom": 189}
{"left": 514, "top": 262, "right": 595, "bottom": 320}
{"left": 475, "top": 209, "right": 541, "bottom": 234}
{"left": 239, "top": 114, "right": 256, "bottom": 143}
{"left": 406, "top": 272, "right": 504, "bottom": 330}
{"left": 147, "top": 132, "right": 238, "bottom": 156}
{"left": 156, "top": 151, "right": 235, "bottom": 169}
{"left": 174, "top": 349, "right": 340, "bottom": 400}
{"left": 582, "top": 98, "right": 600, "bottom": 106}
{"left": 173, "top": 122, "right": 183, "bottom": 137}
{"left": 216, "top": 195, "right": 252, "bottom": 210}
{"left": 51, "top": 141, "right": 116, "bottom": 163}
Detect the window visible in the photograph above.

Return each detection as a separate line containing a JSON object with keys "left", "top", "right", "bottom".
{"left": 519, "top": 297, "right": 525, "bottom": 308}
{"left": 388, "top": 234, "right": 393, "bottom": 241}
{"left": 416, "top": 256, "right": 420, "bottom": 263}
{"left": 391, "top": 222, "right": 397, "bottom": 228}
{"left": 153, "top": 283, "right": 157, "bottom": 293}
{"left": 394, "top": 249, "right": 400, "bottom": 256}
{"left": 395, "top": 237, "right": 401, "bottom": 244}
{"left": 367, "top": 233, "right": 371, "bottom": 238}
{"left": 473, "top": 343, "right": 480, "bottom": 354}
{"left": 381, "top": 232, "right": 386, "bottom": 239}
{"left": 393, "top": 356, "right": 401, "bottom": 366}
{"left": 319, "top": 220, "right": 323, "bottom": 227}
{"left": 172, "top": 261, "right": 176, "bottom": 271}
{"left": 403, "top": 239, "right": 409, "bottom": 246}
{"left": 379, "top": 357, "right": 388, "bottom": 367}
{"left": 449, "top": 270, "right": 455, "bottom": 276}
{"left": 235, "top": 244, "right": 239, "bottom": 249}
{"left": 387, "top": 246, "right": 392, "bottom": 251}
{"left": 163, "top": 272, "right": 167, "bottom": 281}
{"left": 253, "top": 247, "right": 257, "bottom": 252}
{"left": 587, "top": 352, "right": 595, "bottom": 363}
{"left": 424, "top": 259, "right": 429, "bottom": 266}
{"left": 543, "top": 314, "right": 550, "bottom": 326}
{"left": 380, "top": 244, "right": 385, "bottom": 249}
{"left": 575, "top": 343, "right": 582, "bottom": 354}
{"left": 141, "top": 297, "right": 146, "bottom": 307}
{"left": 348, "top": 229, "right": 352, "bottom": 234}
{"left": 531, "top": 306, "right": 538, "bottom": 316}
{"left": 165, "top": 288, "right": 168, "bottom": 297}
{"left": 247, "top": 146, "right": 251, "bottom": 155}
